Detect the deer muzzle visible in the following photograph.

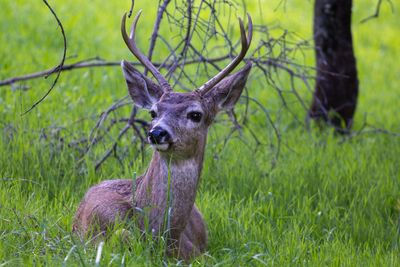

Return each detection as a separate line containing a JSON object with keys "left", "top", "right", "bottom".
{"left": 148, "top": 126, "right": 171, "bottom": 151}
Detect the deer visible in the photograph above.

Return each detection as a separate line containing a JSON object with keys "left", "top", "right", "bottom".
{"left": 72, "top": 9, "right": 253, "bottom": 262}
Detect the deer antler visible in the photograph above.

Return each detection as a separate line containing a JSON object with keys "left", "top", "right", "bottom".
{"left": 196, "top": 14, "right": 253, "bottom": 96}
{"left": 121, "top": 11, "right": 172, "bottom": 92}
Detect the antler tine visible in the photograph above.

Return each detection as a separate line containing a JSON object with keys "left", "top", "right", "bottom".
{"left": 246, "top": 13, "right": 253, "bottom": 47}
{"left": 121, "top": 12, "right": 172, "bottom": 92}
{"left": 196, "top": 14, "right": 253, "bottom": 96}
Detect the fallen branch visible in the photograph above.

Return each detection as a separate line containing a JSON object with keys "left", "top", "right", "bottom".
{"left": 0, "top": 56, "right": 230, "bottom": 88}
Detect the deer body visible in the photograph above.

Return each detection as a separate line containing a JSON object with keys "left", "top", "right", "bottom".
{"left": 73, "top": 9, "right": 252, "bottom": 262}
{"left": 73, "top": 149, "right": 207, "bottom": 259}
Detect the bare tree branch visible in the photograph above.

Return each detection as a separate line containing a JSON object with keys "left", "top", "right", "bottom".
{"left": 3, "top": 0, "right": 396, "bottom": 172}
{"left": 145, "top": 0, "right": 171, "bottom": 76}
{"left": 94, "top": 123, "right": 132, "bottom": 171}
{"left": 0, "top": 56, "right": 231, "bottom": 88}
{"left": 128, "top": 0, "right": 135, "bottom": 17}
{"left": 3, "top": 0, "right": 318, "bottom": 170}
{"left": 243, "top": 95, "right": 282, "bottom": 167}
{"left": 22, "top": 0, "right": 67, "bottom": 115}
{"left": 360, "top": 0, "right": 394, "bottom": 23}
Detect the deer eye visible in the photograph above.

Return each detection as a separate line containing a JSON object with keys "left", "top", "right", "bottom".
{"left": 149, "top": 110, "right": 157, "bottom": 119}
{"left": 187, "top": 111, "right": 202, "bottom": 123}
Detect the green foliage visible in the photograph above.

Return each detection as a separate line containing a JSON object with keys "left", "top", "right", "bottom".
{"left": 0, "top": 0, "right": 399, "bottom": 266}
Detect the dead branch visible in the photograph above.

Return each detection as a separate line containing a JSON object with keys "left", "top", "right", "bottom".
{"left": 88, "top": 96, "right": 131, "bottom": 149}
{"left": 87, "top": 0, "right": 315, "bottom": 170}
{"left": 22, "top": 0, "right": 67, "bottom": 115}
{"left": 0, "top": 56, "right": 230, "bottom": 88}
{"left": 4, "top": 0, "right": 397, "bottom": 172}
{"left": 145, "top": 0, "right": 171, "bottom": 76}
{"left": 165, "top": 0, "right": 193, "bottom": 78}
{"left": 128, "top": 0, "right": 135, "bottom": 17}
{"left": 93, "top": 104, "right": 149, "bottom": 171}
{"left": 243, "top": 95, "right": 282, "bottom": 167}
{"left": 94, "top": 124, "right": 131, "bottom": 171}
{"left": 0, "top": 58, "right": 118, "bottom": 87}
{"left": 360, "top": 0, "right": 394, "bottom": 23}
{"left": 4, "top": 0, "right": 318, "bottom": 170}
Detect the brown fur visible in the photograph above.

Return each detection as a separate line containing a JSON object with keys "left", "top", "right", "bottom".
{"left": 73, "top": 178, "right": 207, "bottom": 260}
{"left": 72, "top": 62, "right": 252, "bottom": 262}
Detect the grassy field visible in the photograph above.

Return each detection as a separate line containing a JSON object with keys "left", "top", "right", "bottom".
{"left": 1, "top": 0, "right": 399, "bottom": 266}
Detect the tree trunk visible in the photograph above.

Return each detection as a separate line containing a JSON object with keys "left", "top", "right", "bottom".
{"left": 308, "top": 0, "right": 359, "bottom": 132}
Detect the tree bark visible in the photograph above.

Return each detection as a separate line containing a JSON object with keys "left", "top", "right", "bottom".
{"left": 308, "top": 0, "right": 359, "bottom": 131}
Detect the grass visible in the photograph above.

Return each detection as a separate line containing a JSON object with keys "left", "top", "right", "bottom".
{"left": 1, "top": 0, "right": 399, "bottom": 266}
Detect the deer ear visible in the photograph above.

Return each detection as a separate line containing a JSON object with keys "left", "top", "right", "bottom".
{"left": 121, "top": 60, "right": 163, "bottom": 109}
{"left": 204, "top": 62, "right": 252, "bottom": 110}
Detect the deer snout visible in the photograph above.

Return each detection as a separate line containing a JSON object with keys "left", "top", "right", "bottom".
{"left": 148, "top": 126, "right": 171, "bottom": 145}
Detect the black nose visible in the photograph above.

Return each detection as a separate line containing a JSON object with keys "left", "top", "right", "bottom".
{"left": 148, "top": 126, "right": 170, "bottom": 144}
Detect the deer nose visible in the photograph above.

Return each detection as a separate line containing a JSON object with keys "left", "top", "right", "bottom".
{"left": 148, "top": 126, "right": 170, "bottom": 144}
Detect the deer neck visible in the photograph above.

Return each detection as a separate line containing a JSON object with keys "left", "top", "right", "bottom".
{"left": 134, "top": 140, "right": 206, "bottom": 238}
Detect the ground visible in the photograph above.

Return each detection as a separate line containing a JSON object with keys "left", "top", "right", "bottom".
{"left": 0, "top": 0, "right": 399, "bottom": 266}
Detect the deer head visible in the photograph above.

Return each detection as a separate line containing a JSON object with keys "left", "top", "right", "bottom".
{"left": 121, "top": 11, "right": 253, "bottom": 160}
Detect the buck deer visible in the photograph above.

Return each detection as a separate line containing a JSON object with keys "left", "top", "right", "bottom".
{"left": 73, "top": 10, "right": 253, "bottom": 261}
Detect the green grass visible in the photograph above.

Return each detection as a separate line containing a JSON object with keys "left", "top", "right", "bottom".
{"left": 1, "top": 0, "right": 399, "bottom": 266}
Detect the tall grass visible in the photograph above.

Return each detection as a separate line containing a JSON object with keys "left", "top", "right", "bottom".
{"left": 1, "top": 0, "right": 399, "bottom": 265}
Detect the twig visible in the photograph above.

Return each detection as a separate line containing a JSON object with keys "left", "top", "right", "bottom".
{"left": 165, "top": 0, "right": 193, "bottom": 78}
{"left": 95, "top": 123, "right": 132, "bottom": 171}
{"left": 93, "top": 105, "right": 149, "bottom": 171}
{"left": 145, "top": 0, "right": 171, "bottom": 76}
{"left": 360, "top": 0, "right": 394, "bottom": 23}
{"left": 128, "top": 107, "right": 147, "bottom": 163}
{"left": 88, "top": 96, "right": 131, "bottom": 148}
{"left": 243, "top": 95, "right": 282, "bottom": 166}
{"left": 22, "top": 0, "right": 67, "bottom": 115}
{"left": 0, "top": 58, "right": 118, "bottom": 87}
{"left": 128, "top": 0, "right": 135, "bottom": 17}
